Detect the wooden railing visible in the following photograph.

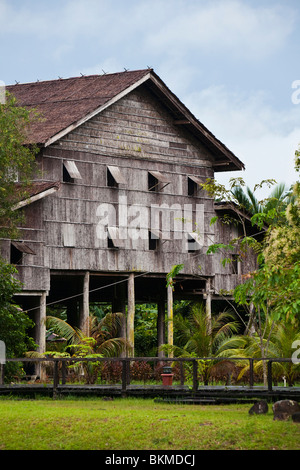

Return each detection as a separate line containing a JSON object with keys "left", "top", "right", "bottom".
{"left": 0, "top": 356, "right": 297, "bottom": 397}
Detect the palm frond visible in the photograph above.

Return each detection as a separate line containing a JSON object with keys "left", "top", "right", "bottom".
{"left": 46, "top": 316, "right": 83, "bottom": 344}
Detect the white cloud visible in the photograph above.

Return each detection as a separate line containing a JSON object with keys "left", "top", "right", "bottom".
{"left": 1, "top": 0, "right": 295, "bottom": 58}
{"left": 145, "top": 0, "right": 296, "bottom": 61}
{"left": 184, "top": 84, "right": 300, "bottom": 196}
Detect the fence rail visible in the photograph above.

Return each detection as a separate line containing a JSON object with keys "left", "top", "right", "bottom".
{"left": 0, "top": 356, "right": 298, "bottom": 399}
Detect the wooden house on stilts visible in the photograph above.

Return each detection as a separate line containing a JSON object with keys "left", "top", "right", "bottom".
{"left": 2, "top": 69, "right": 254, "bottom": 357}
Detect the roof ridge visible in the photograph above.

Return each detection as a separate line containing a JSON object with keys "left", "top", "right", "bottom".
{"left": 7, "top": 68, "right": 152, "bottom": 87}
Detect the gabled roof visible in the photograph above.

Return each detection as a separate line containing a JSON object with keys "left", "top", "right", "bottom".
{"left": 13, "top": 181, "right": 61, "bottom": 210}
{"left": 7, "top": 69, "right": 244, "bottom": 172}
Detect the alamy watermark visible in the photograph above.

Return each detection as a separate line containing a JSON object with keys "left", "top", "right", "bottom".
{"left": 95, "top": 196, "right": 204, "bottom": 246}
{"left": 291, "top": 80, "right": 300, "bottom": 104}
{"left": 292, "top": 340, "right": 300, "bottom": 364}
{"left": 0, "top": 81, "right": 5, "bottom": 104}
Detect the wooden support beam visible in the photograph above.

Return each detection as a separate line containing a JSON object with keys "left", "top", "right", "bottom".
{"left": 205, "top": 279, "right": 212, "bottom": 335}
{"left": 157, "top": 300, "right": 166, "bottom": 358}
{"left": 113, "top": 282, "right": 127, "bottom": 357}
{"left": 127, "top": 273, "right": 135, "bottom": 357}
{"left": 35, "top": 292, "right": 47, "bottom": 380}
{"left": 174, "top": 119, "right": 190, "bottom": 125}
{"left": 212, "top": 161, "right": 230, "bottom": 167}
{"left": 167, "top": 285, "right": 173, "bottom": 358}
{"left": 79, "top": 272, "right": 90, "bottom": 336}
{"left": 36, "top": 292, "right": 47, "bottom": 354}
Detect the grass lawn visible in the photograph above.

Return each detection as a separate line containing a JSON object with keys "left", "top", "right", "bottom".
{"left": 0, "top": 397, "right": 299, "bottom": 451}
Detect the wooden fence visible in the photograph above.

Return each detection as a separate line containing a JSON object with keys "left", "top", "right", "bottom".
{"left": 0, "top": 356, "right": 298, "bottom": 399}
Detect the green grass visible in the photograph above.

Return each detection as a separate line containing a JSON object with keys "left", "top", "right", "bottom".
{"left": 0, "top": 397, "right": 299, "bottom": 450}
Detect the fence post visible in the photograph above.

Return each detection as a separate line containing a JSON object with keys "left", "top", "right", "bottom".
{"left": 61, "top": 360, "right": 66, "bottom": 385}
{"left": 192, "top": 360, "right": 198, "bottom": 393}
{"left": 53, "top": 359, "right": 59, "bottom": 399}
{"left": 122, "top": 359, "right": 127, "bottom": 396}
{"left": 267, "top": 360, "right": 273, "bottom": 392}
{"left": 180, "top": 361, "right": 184, "bottom": 386}
{"left": 249, "top": 359, "right": 254, "bottom": 388}
{"left": 0, "top": 364, "right": 3, "bottom": 385}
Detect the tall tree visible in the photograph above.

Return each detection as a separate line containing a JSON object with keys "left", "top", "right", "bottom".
{"left": 0, "top": 92, "right": 39, "bottom": 364}
{"left": 0, "top": 92, "right": 39, "bottom": 238}
{"left": 0, "top": 258, "right": 35, "bottom": 360}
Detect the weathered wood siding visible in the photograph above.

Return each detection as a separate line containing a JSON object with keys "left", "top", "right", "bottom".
{"left": 1, "top": 198, "right": 50, "bottom": 292}
{"left": 8, "top": 84, "right": 249, "bottom": 294}
{"left": 38, "top": 86, "right": 217, "bottom": 277}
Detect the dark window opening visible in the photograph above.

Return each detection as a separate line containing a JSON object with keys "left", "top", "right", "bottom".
{"left": 148, "top": 172, "right": 158, "bottom": 192}
{"left": 108, "top": 236, "right": 115, "bottom": 249}
{"left": 148, "top": 171, "right": 170, "bottom": 192}
{"left": 107, "top": 166, "right": 126, "bottom": 187}
{"left": 10, "top": 244, "right": 23, "bottom": 265}
{"left": 63, "top": 164, "right": 73, "bottom": 183}
{"left": 10, "top": 241, "right": 35, "bottom": 265}
{"left": 63, "top": 161, "right": 82, "bottom": 183}
{"left": 107, "top": 167, "right": 117, "bottom": 187}
{"left": 149, "top": 231, "right": 159, "bottom": 250}
{"left": 188, "top": 178, "right": 197, "bottom": 196}
{"left": 107, "top": 227, "right": 124, "bottom": 249}
{"left": 231, "top": 254, "right": 239, "bottom": 274}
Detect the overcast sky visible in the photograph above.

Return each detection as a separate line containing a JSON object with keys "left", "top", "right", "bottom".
{"left": 1, "top": 0, "right": 299, "bottom": 198}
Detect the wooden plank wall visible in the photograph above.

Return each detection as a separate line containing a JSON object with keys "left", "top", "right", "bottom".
{"left": 40, "top": 86, "right": 217, "bottom": 277}
{"left": 9, "top": 84, "right": 250, "bottom": 294}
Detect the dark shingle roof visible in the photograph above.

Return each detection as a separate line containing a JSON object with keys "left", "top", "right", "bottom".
{"left": 7, "top": 70, "right": 151, "bottom": 145}
{"left": 7, "top": 69, "right": 244, "bottom": 171}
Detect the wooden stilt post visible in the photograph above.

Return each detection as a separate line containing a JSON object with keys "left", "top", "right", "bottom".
{"left": 167, "top": 284, "right": 173, "bottom": 358}
{"left": 127, "top": 273, "right": 135, "bottom": 357}
{"left": 205, "top": 278, "right": 212, "bottom": 335}
{"left": 113, "top": 281, "right": 127, "bottom": 357}
{"left": 38, "top": 292, "right": 47, "bottom": 354}
{"left": 80, "top": 271, "right": 90, "bottom": 336}
{"left": 35, "top": 292, "right": 47, "bottom": 380}
{"left": 157, "top": 300, "right": 166, "bottom": 358}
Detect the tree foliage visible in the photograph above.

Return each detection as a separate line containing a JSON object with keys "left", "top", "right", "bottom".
{"left": 0, "top": 257, "right": 36, "bottom": 358}
{"left": 0, "top": 93, "right": 39, "bottom": 367}
{"left": 235, "top": 152, "right": 300, "bottom": 322}
{"left": 0, "top": 92, "right": 39, "bottom": 238}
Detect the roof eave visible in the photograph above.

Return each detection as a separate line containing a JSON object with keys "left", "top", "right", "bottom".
{"left": 146, "top": 71, "right": 244, "bottom": 172}
{"left": 12, "top": 183, "right": 61, "bottom": 210}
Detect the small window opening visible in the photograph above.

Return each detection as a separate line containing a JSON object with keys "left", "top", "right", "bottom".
{"left": 107, "top": 227, "right": 124, "bottom": 249}
{"left": 108, "top": 236, "right": 115, "bottom": 249}
{"left": 63, "top": 165, "right": 72, "bottom": 183}
{"left": 107, "top": 166, "right": 126, "bottom": 187}
{"left": 63, "top": 161, "right": 82, "bottom": 183}
{"left": 188, "top": 176, "right": 202, "bottom": 196}
{"left": 188, "top": 178, "right": 197, "bottom": 196}
{"left": 231, "top": 254, "right": 239, "bottom": 274}
{"left": 148, "top": 171, "right": 170, "bottom": 192}
{"left": 107, "top": 168, "right": 117, "bottom": 187}
{"left": 187, "top": 233, "right": 200, "bottom": 253}
{"left": 148, "top": 173, "right": 158, "bottom": 192}
{"left": 10, "top": 244, "right": 23, "bottom": 265}
{"left": 10, "top": 241, "right": 35, "bottom": 265}
{"left": 148, "top": 231, "right": 159, "bottom": 251}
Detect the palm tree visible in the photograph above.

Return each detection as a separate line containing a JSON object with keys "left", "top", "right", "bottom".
{"left": 231, "top": 182, "right": 294, "bottom": 221}
{"left": 231, "top": 185, "right": 262, "bottom": 215}
{"left": 43, "top": 312, "right": 128, "bottom": 384}
{"left": 46, "top": 311, "right": 127, "bottom": 357}
{"left": 218, "top": 317, "right": 300, "bottom": 386}
{"left": 161, "top": 303, "right": 241, "bottom": 385}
